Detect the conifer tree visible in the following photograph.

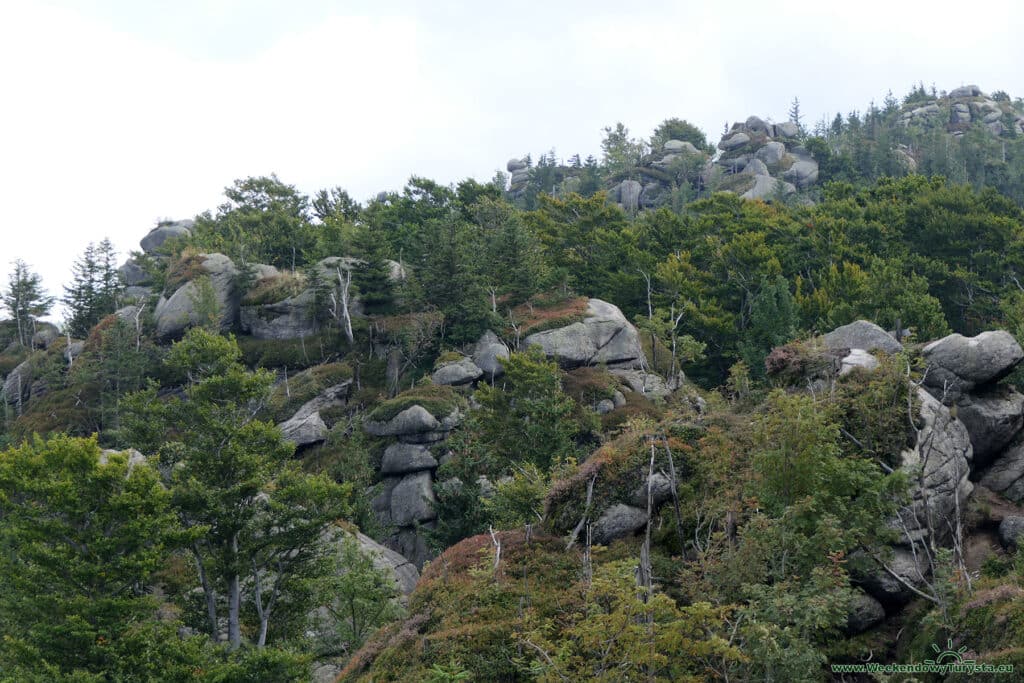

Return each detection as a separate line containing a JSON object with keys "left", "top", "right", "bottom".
{"left": 63, "top": 239, "right": 121, "bottom": 338}
{"left": 352, "top": 224, "right": 395, "bottom": 314}
{"left": 2, "top": 259, "right": 54, "bottom": 347}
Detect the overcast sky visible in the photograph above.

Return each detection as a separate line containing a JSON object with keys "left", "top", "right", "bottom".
{"left": 1, "top": 0, "right": 1022, "bottom": 320}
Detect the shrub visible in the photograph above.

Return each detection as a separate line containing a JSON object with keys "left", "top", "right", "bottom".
{"left": 265, "top": 361, "right": 353, "bottom": 423}
{"left": 241, "top": 272, "right": 308, "bottom": 306}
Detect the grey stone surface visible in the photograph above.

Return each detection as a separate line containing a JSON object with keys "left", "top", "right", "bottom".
{"left": 365, "top": 404, "right": 441, "bottom": 437}
{"left": 353, "top": 530, "right": 420, "bottom": 596}
{"left": 755, "top": 140, "right": 787, "bottom": 165}
{"left": 524, "top": 299, "right": 645, "bottom": 369}
{"left": 595, "top": 398, "right": 615, "bottom": 415}
{"left": 857, "top": 546, "right": 929, "bottom": 605}
{"left": 744, "top": 115, "right": 770, "bottom": 133}
{"left": 846, "top": 590, "right": 886, "bottom": 634}
{"left": 507, "top": 158, "right": 528, "bottom": 173}
{"left": 114, "top": 305, "right": 142, "bottom": 323}
{"left": 956, "top": 386, "right": 1024, "bottom": 467}
{"left": 949, "top": 85, "right": 982, "bottom": 98}
{"left": 774, "top": 121, "right": 800, "bottom": 138}
{"left": 822, "top": 320, "right": 903, "bottom": 355}
{"left": 279, "top": 410, "right": 328, "bottom": 447}
{"left": 154, "top": 253, "right": 239, "bottom": 340}
{"left": 742, "top": 158, "right": 769, "bottom": 176}
{"left": 123, "top": 286, "right": 153, "bottom": 302}
{"left": 629, "top": 472, "right": 674, "bottom": 508}
{"left": 608, "top": 368, "right": 671, "bottom": 399}
{"left": 140, "top": 219, "right": 193, "bottom": 253}
{"left": 432, "top": 357, "right": 483, "bottom": 386}
{"left": 840, "top": 349, "right": 880, "bottom": 376}
{"left": 390, "top": 471, "right": 437, "bottom": 526}
{"left": 31, "top": 323, "right": 59, "bottom": 349}
{"left": 119, "top": 258, "right": 151, "bottom": 286}
{"left": 64, "top": 340, "right": 85, "bottom": 363}
{"left": 783, "top": 159, "right": 819, "bottom": 188}
{"left": 240, "top": 288, "right": 319, "bottom": 340}
{"left": 471, "top": 329, "right": 507, "bottom": 378}
{"left": 719, "top": 132, "right": 750, "bottom": 151}
{"left": 381, "top": 442, "right": 438, "bottom": 475}
{"left": 740, "top": 174, "right": 795, "bottom": 201}
{"left": 663, "top": 139, "right": 700, "bottom": 154}
{"left": 890, "top": 388, "right": 973, "bottom": 546}
{"left": 999, "top": 516, "right": 1024, "bottom": 549}
{"left": 619, "top": 180, "right": 643, "bottom": 214}
{"left": 922, "top": 331, "right": 1024, "bottom": 400}
{"left": 276, "top": 380, "right": 352, "bottom": 447}
{"left": 592, "top": 503, "right": 648, "bottom": 545}
{"left": 979, "top": 442, "right": 1024, "bottom": 503}
{"left": 2, "top": 359, "right": 33, "bottom": 404}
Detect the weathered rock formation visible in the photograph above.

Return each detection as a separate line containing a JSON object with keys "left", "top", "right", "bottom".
{"left": 140, "top": 219, "right": 193, "bottom": 254}
{"left": 523, "top": 299, "right": 646, "bottom": 369}
{"left": 154, "top": 253, "right": 240, "bottom": 340}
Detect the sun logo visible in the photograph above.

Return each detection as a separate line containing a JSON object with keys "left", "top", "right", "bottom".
{"left": 924, "top": 639, "right": 975, "bottom": 666}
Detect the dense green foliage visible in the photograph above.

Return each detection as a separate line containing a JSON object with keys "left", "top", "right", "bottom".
{"left": 4, "top": 82, "right": 1024, "bottom": 680}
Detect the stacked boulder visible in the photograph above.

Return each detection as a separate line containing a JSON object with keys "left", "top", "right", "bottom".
{"left": 898, "top": 85, "right": 1024, "bottom": 137}
{"left": 607, "top": 139, "right": 709, "bottom": 213}
{"left": 707, "top": 116, "right": 815, "bottom": 201}
{"left": 507, "top": 158, "right": 531, "bottom": 197}
{"left": 431, "top": 330, "right": 512, "bottom": 387}
{"left": 820, "top": 323, "right": 1024, "bottom": 611}
{"left": 365, "top": 400, "right": 463, "bottom": 567}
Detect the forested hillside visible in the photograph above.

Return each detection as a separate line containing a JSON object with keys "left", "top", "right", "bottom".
{"left": 3, "top": 82, "right": 1024, "bottom": 682}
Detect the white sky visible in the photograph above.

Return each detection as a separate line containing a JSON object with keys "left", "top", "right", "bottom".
{"left": 1, "top": 0, "right": 1021, "bottom": 320}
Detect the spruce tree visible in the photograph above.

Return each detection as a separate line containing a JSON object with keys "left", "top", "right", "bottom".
{"left": 351, "top": 224, "right": 395, "bottom": 314}
{"left": 63, "top": 239, "right": 121, "bottom": 338}
{"left": 2, "top": 259, "right": 54, "bottom": 347}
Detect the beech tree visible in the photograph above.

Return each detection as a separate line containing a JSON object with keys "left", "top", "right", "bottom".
{"left": 121, "top": 329, "right": 350, "bottom": 650}
{"left": 0, "top": 435, "right": 180, "bottom": 677}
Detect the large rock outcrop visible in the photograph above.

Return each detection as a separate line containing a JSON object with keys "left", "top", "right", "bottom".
{"left": 955, "top": 385, "right": 1024, "bottom": 467}
{"left": 154, "top": 253, "right": 240, "bottom": 340}
{"left": 365, "top": 389, "right": 464, "bottom": 568}
{"left": 523, "top": 299, "right": 645, "bottom": 369}
{"left": 277, "top": 380, "right": 353, "bottom": 448}
{"left": 240, "top": 288, "right": 319, "bottom": 340}
{"left": 890, "top": 388, "right": 974, "bottom": 547}
{"left": 922, "top": 331, "right": 1023, "bottom": 401}
{"left": 140, "top": 219, "right": 193, "bottom": 253}
{"left": 822, "top": 320, "right": 903, "bottom": 355}
{"left": 473, "top": 330, "right": 510, "bottom": 380}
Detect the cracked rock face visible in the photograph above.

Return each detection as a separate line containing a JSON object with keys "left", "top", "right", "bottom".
{"left": 956, "top": 385, "right": 1024, "bottom": 467}
{"left": 523, "top": 299, "right": 645, "bottom": 369}
{"left": 240, "top": 288, "right": 319, "bottom": 340}
{"left": 890, "top": 388, "right": 973, "bottom": 547}
{"left": 979, "top": 442, "right": 1024, "bottom": 503}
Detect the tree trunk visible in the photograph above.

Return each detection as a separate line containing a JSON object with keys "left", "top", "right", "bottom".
{"left": 228, "top": 534, "right": 241, "bottom": 649}
{"left": 194, "top": 545, "right": 220, "bottom": 642}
